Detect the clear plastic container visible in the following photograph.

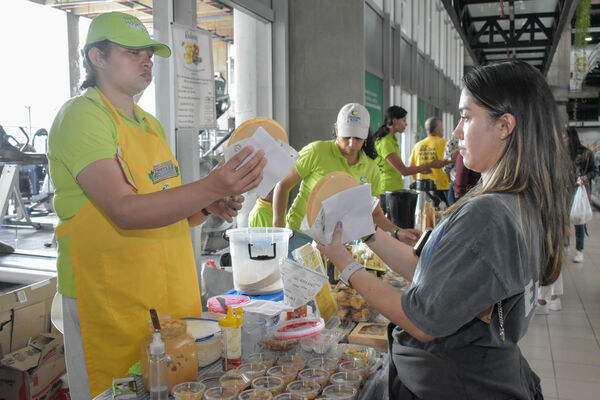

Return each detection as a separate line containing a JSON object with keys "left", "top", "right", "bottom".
{"left": 204, "top": 386, "right": 237, "bottom": 400}
{"left": 272, "top": 394, "right": 306, "bottom": 400}
{"left": 238, "top": 362, "right": 267, "bottom": 381}
{"left": 321, "top": 384, "right": 357, "bottom": 399}
{"left": 184, "top": 318, "right": 222, "bottom": 367}
{"left": 247, "top": 352, "right": 277, "bottom": 369}
{"left": 329, "top": 372, "right": 362, "bottom": 390}
{"left": 285, "top": 380, "right": 320, "bottom": 400}
{"left": 297, "top": 368, "right": 330, "bottom": 387}
{"left": 338, "top": 360, "right": 367, "bottom": 379}
{"left": 141, "top": 318, "right": 199, "bottom": 393}
{"left": 219, "top": 369, "right": 251, "bottom": 393}
{"left": 266, "top": 365, "right": 298, "bottom": 386}
{"left": 300, "top": 330, "right": 343, "bottom": 354}
{"left": 251, "top": 376, "right": 284, "bottom": 395}
{"left": 225, "top": 228, "right": 292, "bottom": 295}
{"left": 306, "top": 357, "right": 338, "bottom": 375}
{"left": 198, "top": 372, "right": 222, "bottom": 390}
{"left": 172, "top": 382, "right": 206, "bottom": 400}
{"left": 264, "top": 332, "right": 298, "bottom": 351}
{"left": 238, "top": 388, "right": 274, "bottom": 400}
{"left": 276, "top": 353, "right": 305, "bottom": 372}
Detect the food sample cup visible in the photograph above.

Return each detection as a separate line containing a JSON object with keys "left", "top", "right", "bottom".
{"left": 329, "top": 371, "right": 363, "bottom": 390}
{"left": 267, "top": 365, "right": 297, "bottom": 386}
{"left": 204, "top": 386, "right": 237, "bottom": 400}
{"left": 238, "top": 388, "right": 274, "bottom": 400}
{"left": 238, "top": 362, "right": 267, "bottom": 381}
{"left": 306, "top": 357, "right": 338, "bottom": 375}
{"left": 276, "top": 353, "right": 305, "bottom": 372}
{"left": 298, "top": 368, "right": 330, "bottom": 387}
{"left": 321, "top": 383, "right": 358, "bottom": 399}
{"left": 172, "top": 382, "right": 206, "bottom": 399}
{"left": 285, "top": 380, "right": 320, "bottom": 400}
{"left": 247, "top": 352, "right": 277, "bottom": 369}
{"left": 251, "top": 376, "right": 285, "bottom": 395}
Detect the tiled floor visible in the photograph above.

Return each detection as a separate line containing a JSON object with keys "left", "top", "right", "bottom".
{"left": 520, "top": 210, "right": 600, "bottom": 400}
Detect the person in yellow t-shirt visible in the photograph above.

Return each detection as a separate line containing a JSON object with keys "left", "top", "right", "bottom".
{"left": 48, "top": 12, "right": 266, "bottom": 397}
{"left": 374, "top": 106, "right": 444, "bottom": 209}
{"left": 249, "top": 189, "right": 274, "bottom": 227}
{"left": 273, "top": 103, "right": 421, "bottom": 253}
{"left": 409, "top": 117, "right": 453, "bottom": 205}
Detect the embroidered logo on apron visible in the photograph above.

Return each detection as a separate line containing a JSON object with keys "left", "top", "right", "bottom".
{"left": 148, "top": 160, "right": 179, "bottom": 184}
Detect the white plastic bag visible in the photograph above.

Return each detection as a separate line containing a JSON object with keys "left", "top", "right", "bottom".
{"left": 570, "top": 185, "right": 593, "bottom": 225}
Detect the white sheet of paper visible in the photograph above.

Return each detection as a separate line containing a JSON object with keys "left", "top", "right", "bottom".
{"left": 224, "top": 127, "right": 299, "bottom": 198}
{"left": 242, "top": 299, "right": 295, "bottom": 317}
{"left": 300, "top": 184, "right": 377, "bottom": 244}
{"left": 279, "top": 258, "right": 328, "bottom": 309}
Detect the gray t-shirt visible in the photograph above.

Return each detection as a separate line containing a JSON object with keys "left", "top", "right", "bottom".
{"left": 391, "top": 193, "right": 542, "bottom": 399}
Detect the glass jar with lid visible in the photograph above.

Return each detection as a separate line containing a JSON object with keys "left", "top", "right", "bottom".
{"left": 141, "top": 318, "right": 199, "bottom": 393}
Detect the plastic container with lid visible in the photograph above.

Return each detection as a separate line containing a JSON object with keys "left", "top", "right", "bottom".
{"left": 297, "top": 368, "right": 330, "bottom": 387}
{"left": 219, "top": 306, "right": 244, "bottom": 369}
{"left": 329, "top": 372, "right": 362, "bottom": 390}
{"left": 247, "top": 352, "right": 277, "bottom": 369}
{"left": 306, "top": 357, "right": 338, "bottom": 375}
{"left": 272, "top": 394, "right": 306, "bottom": 400}
{"left": 266, "top": 365, "right": 297, "bottom": 386}
{"left": 141, "top": 318, "right": 198, "bottom": 393}
{"left": 251, "top": 376, "right": 284, "bottom": 395}
{"left": 171, "top": 382, "right": 206, "bottom": 400}
{"left": 183, "top": 318, "right": 222, "bottom": 367}
{"left": 207, "top": 295, "right": 250, "bottom": 314}
{"left": 238, "top": 388, "right": 274, "bottom": 400}
{"left": 321, "top": 384, "right": 358, "bottom": 399}
{"left": 238, "top": 362, "right": 267, "bottom": 381}
{"left": 219, "top": 369, "right": 250, "bottom": 393}
{"left": 204, "top": 386, "right": 237, "bottom": 400}
{"left": 300, "top": 330, "right": 343, "bottom": 354}
{"left": 285, "top": 380, "right": 320, "bottom": 400}
{"left": 338, "top": 360, "right": 367, "bottom": 378}
{"left": 225, "top": 228, "right": 292, "bottom": 295}
{"left": 276, "top": 353, "right": 305, "bottom": 372}
{"left": 198, "top": 372, "right": 222, "bottom": 390}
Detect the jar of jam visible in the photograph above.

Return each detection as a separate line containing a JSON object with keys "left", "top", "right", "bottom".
{"left": 141, "top": 318, "right": 199, "bottom": 393}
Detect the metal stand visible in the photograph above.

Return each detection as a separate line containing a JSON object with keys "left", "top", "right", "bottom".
{"left": 0, "top": 164, "right": 41, "bottom": 229}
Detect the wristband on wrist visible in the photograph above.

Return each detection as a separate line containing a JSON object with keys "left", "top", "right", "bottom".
{"left": 338, "top": 261, "right": 365, "bottom": 288}
{"left": 201, "top": 208, "right": 211, "bottom": 216}
{"left": 393, "top": 228, "right": 401, "bottom": 240}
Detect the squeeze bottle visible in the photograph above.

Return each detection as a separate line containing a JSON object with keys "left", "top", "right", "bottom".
{"left": 219, "top": 305, "right": 243, "bottom": 369}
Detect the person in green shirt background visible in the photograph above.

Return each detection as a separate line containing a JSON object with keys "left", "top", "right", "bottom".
{"left": 248, "top": 189, "right": 274, "bottom": 227}
{"left": 274, "top": 103, "right": 420, "bottom": 254}
{"left": 373, "top": 106, "right": 444, "bottom": 210}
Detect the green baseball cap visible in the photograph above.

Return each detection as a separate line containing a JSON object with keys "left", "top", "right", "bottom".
{"left": 85, "top": 12, "right": 171, "bottom": 57}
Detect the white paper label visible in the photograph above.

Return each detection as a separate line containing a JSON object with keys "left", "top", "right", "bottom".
{"left": 279, "top": 258, "right": 328, "bottom": 309}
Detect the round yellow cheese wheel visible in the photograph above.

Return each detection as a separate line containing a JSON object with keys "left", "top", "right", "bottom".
{"left": 306, "top": 172, "right": 359, "bottom": 226}
{"left": 228, "top": 117, "right": 288, "bottom": 145}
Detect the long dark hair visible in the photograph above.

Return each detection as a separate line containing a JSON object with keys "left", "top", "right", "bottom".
{"left": 80, "top": 40, "right": 113, "bottom": 90}
{"left": 451, "top": 60, "right": 573, "bottom": 286}
{"left": 331, "top": 127, "right": 378, "bottom": 160}
{"left": 373, "top": 106, "right": 408, "bottom": 142}
{"left": 565, "top": 127, "right": 584, "bottom": 161}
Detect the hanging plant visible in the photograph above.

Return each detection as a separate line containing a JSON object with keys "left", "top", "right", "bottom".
{"left": 574, "top": 0, "right": 591, "bottom": 62}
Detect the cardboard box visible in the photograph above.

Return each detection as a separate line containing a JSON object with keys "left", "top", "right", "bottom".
{"left": 0, "top": 277, "right": 57, "bottom": 356}
{"left": 0, "top": 333, "right": 66, "bottom": 400}
{"left": 348, "top": 322, "right": 388, "bottom": 353}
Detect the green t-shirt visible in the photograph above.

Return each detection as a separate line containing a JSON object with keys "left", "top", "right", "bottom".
{"left": 375, "top": 133, "right": 404, "bottom": 192}
{"left": 286, "top": 140, "right": 382, "bottom": 231}
{"left": 409, "top": 135, "right": 450, "bottom": 190}
{"left": 249, "top": 199, "right": 274, "bottom": 228}
{"left": 48, "top": 87, "right": 168, "bottom": 297}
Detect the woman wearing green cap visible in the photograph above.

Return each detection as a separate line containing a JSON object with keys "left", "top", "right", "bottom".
{"left": 48, "top": 12, "right": 266, "bottom": 397}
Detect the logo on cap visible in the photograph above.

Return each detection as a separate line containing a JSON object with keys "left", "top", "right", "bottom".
{"left": 124, "top": 17, "right": 148, "bottom": 33}
{"left": 346, "top": 109, "right": 361, "bottom": 125}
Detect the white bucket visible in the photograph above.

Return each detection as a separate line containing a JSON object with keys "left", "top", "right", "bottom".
{"left": 225, "top": 227, "right": 292, "bottom": 295}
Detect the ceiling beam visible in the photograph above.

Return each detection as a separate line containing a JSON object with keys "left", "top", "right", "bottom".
{"left": 441, "top": 0, "right": 481, "bottom": 65}
{"left": 542, "top": 0, "right": 579, "bottom": 75}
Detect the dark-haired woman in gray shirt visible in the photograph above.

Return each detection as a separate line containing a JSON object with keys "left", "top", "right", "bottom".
{"left": 318, "top": 60, "right": 573, "bottom": 400}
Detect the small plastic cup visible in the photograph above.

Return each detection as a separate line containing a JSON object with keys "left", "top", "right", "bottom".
{"left": 298, "top": 367, "right": 330, "bottom": 387}
{"left": 321, "top": 384, "right": 358, "bottom": 399}
{"left": 286, "top": 380, "right": 320, "bottom": 400}
{"left": 338, "top": 360, "right": 367, "bottom": 378}
{"left": 172, "top": 382, "right": 206, "bottom": 399}
{"left": 220, "top": 370, "right": 251, "bottom": 393}
{"left": 247, "top": 352, "right": 277, "bottom": 369}
{"left": 198, "top": 373, "right": 223, "bottom": 390}
{"left": 251, "top": 376, "right": 285, "bottom": 395}
{"left": 267, "top": 365, "right": 298, "bottom": 386}
{"left": 306, "top": 356, "right": 338, "bottom": 375}
{"left": 238, "top": 388, "right": 274, "bottom": 400}
{"left": 204, "top": 386, "right": 237, "bottom": 400}
{"left": 272, "top": 394, "right": 306, "bottom": 400}
{"left": 329, "top": 371, "right": 363, "bottom": 390}
{"left": 277, "top": 353, "right": 305, "bottom": 372}
{"left": 238, "top": 362, "right": 267, "bottom": 381}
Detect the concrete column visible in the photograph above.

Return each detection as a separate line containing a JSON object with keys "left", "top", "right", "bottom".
{"left": 234, "top": 9, "right": 273, "bottom": 125}
{"left": 288, "top": 0, "right": 365, "bottom": 150}
{"left": 272, "top": 0, "right": 289, "bottom": 133}
{"left": 66, "top": 13, "right": 80, "bottom": 98}
{"left": 546, "top": 26, "right": 571, "bottom": 126}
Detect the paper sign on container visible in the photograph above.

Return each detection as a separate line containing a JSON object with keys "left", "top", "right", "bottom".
{"left": 279, "top": 258, "right": 328, "bottom": 309}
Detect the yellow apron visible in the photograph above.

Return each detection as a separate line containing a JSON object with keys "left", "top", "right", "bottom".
{"left": 55, "top": 89, "right": 201, "bottom": 396}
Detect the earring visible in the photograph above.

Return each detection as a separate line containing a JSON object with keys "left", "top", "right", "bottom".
{"left": 500, "top": 134, "right": 506, "bottom": 139}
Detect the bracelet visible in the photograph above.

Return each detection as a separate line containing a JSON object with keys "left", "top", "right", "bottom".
{"left": 201, "top": 208, "right": 211, "bottom": 216}
{"left": 393, "top": 228, "right": 401, "bottom": 240}
{"left": 362, "top": 225, "right": 378, "bottom": 244}
{"left": 338, "top": 261, "right": 365, "bottom": 288}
